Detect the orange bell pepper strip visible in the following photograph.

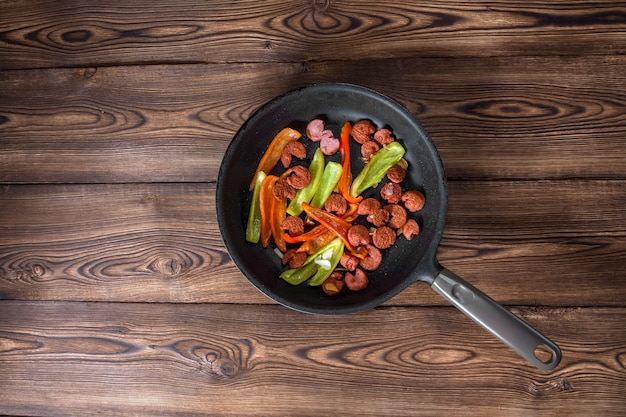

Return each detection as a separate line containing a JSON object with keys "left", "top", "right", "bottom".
{"left": 301, "top": 203, "right": 368, "bottom": 259}
{"left": 258, "top": 175, "right": 278, "bottom": 247}
{"left": 271, "top": 194, "right": 287, "bottom": 253}
{"left": 337, "top": 122, "right": 363, "bottom": 204}
{"left": 296, "top": 229, "right": 337, "bottom": 255}
{"left": 250, "top": 127, "right": 302, "bottom": 190}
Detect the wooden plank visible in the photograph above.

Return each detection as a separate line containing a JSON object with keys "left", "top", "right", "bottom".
{"left": 1, "top": 0, "right": 626, "bottom": 69}
{"left": 1, "top": 181, "right": 624, "bottom": 306}
{"left": 1, "top": 57, "right": 625, "bottom": 183}
{"left": 0, "top": 301, "right": 624, "bottom": 416}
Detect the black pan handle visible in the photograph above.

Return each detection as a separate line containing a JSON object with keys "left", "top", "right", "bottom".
{"left": 431, "top": 269, "right": 562, "bottom": 371}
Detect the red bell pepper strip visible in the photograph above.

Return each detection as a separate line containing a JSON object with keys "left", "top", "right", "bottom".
{"left": 301, "top": 203, "right": 368, "bottom": 259}
{"left": 258, "top": 175, "right": 279, "bottom": 247}
{"left": 282, "top": 202, "right": 360, "bottom": 245}
{"left": 337, "top": 122, "right": 363, "bottom": 204}
{"left": 250, "top": 127, "right": 302, "bottom": 190}
{"left": 281, "top": 223, "right": 327, "bottom": 244}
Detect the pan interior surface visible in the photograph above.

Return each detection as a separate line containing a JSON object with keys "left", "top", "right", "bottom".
{"left": 217, "top": 83, "right": 447, "bottom": 314}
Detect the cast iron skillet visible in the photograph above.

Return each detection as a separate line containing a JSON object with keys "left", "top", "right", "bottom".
{"left": 217, "top": 83, "right": 561, "bottom": 370}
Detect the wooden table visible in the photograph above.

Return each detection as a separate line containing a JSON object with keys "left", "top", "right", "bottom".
{"left": 1, "top": 1, "right": 625, "bottom": 415}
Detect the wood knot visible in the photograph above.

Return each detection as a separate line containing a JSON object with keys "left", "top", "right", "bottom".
{"left": 150, "top": 256, "right": 184, "bottom": 276}
{"left": 311, "top": 0, "right": 332, "bottom": 13}
{"left": 4, "top": 263, "right": 47, "bottom": 282}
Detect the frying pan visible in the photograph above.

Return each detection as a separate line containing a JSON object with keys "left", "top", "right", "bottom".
{"left": 217, "top": 83, "right": 561, "bottom": 371}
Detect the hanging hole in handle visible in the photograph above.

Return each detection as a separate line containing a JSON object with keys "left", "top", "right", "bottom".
{"left": 534, "top": 344, "right": 556, "bottom": 364}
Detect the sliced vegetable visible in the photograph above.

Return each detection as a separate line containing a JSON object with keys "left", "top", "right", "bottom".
{"left": 250, "top": 127, "right": 302, "bottom": 190}
{"left": 309, "top": 239, "right": 345, "bottom": 286}
{"left": 258, "top": 174, "right": 279, "bottom": 247}
{"left": 271, "top": 192, "right": 287, "bottom": 253}
{"left": 296, "top": 229, "right": 337, "bottom": 255}
{"left": 302, "top": 203, "right": 368, "bottom": 259}
{"left": 246, "top": 171, "right": 267, "bottom": 243}
{"left": 337, "top": 122, "right": 363, "bottom": 204}
{"left": 350, "top": 141, "right": 406, "bottom": 198}
{"left": 280, "top": 238, "right": 343, "bottom": 286}
{"left": 287, "top": 148, "right": 325, "bottom": 216}
{"left": 310, "top": 161, "right": 342, "bottom": 208}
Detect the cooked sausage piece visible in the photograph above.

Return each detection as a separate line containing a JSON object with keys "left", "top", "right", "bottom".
{"left": 282, "top": 249, "right": 307, "bottom": 269}
{"left": 340, "top": 252, "right": 360, "bottom": 271}
{"left": 320, "top": 134, "right": 340, "bottom": 155}
{"left": 274, "top": 179, "right": 296, "bottom": 200}
{"left": 324, "top": 193, "right": 348, "bottom": 216}
{"left": 280, "top": 215, "right": 305, "bottom": 236}
{"left": 322, "top": 272, "right": 345, "bottom": 296}
{"left": 372, "top": 226, "right": 396, "bottom": 249}
{"left": 286, "top": 165, "right": 311, "bottom": 189}
{"left": 347, "top": 224, "right": 371, "bottom": 248}
{"left": 359, "top": 244, "right": 382, "bottom": 271}
{"left": 366, "top": 208, "right": 390, "bottom": 227}
{"left": 357, "top": 198, "right": 381, "bottom": 216}
{"left": 373, "top": 128, "right": 394, "bottom": 145}
{"left": 402, "top": 190, "right": 425, "bottom": 212}
{"left": 381, "top": 182, "right": 402, "bottom": 203}
{"left": 361, "top": 140, "right": 381, "bottom": 160}
{"left": 344, "top": 268, "right": 368, "bottom": 291}
{"left": 386, "top": 164, "right": 406, "bottom": 183}
{"left": 384, "top": 204, "right": 407, "bottom": 229}
{"left": 306, "top": 119, "right": 330, "bottom": 142}
{"left": 351, "top": 120, "right": 376, "bottom": 144}
{"left": 402, "top": 219, "right": 420, "bottom": 240}
{"left": 281, "top": 141, "right": 306, "bottom": 168}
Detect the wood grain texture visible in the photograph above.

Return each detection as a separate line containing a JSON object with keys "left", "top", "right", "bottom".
{"left": 1, "top": 181, "right": 624, "bottom": 306}
{"left": 1, "top": 56, "right": 625, "bottom": 183}
{"left": 1, "top": 0, "right": 626, "bottom": 69}
{"left": 0, "top": 301, "right": 624, "bottom": 416}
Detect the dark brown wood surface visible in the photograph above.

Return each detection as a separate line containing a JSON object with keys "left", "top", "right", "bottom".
{"left": 1, "top": 1, "right": 625, "bottom": 416}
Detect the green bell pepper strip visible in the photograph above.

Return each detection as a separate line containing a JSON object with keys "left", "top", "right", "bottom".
{"left": 245, "top": 171, "right": 267, "bottom": 243}
{"left": 350, "top": 141, "right": 406, "bottom": 198}
{"left": 308, "top": 239, "right": 344, "bottom": 286}
{"left": 310, "top": 161, "right": 343, "bottom": 208}
{"left": 280, "top": 238, "right": 343, "bottom": 285}
{"left": 287, "top": 148, "right": 325, "bottom": 216}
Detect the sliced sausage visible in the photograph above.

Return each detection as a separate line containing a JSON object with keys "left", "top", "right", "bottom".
{"left": 324, "top": 193, "right": 348, "bottom": 216}
{"left": 280, "top": 141, "right": 306, "bottom": 168}
{"left": 274, "top": 179, "right": 296, "bottom": 200}
{"left": 381, "top": 182, "right": 402, "bottom": 203}
{"left": 384, "top": 204, "right": 407, "bottom": 230}
{"left": 351, "top": 120, "right": 376, "bottom": 144}
{"left": 357, "top": 198, "right": 381, "bottom": 216}
{"left": 361, "top": 140, "right": 380, "bottom": 160}
{"left": 320, "top": 134, "right": 340, "bottom": 155}
{"left": 286, "top": 165, "right": 311, "bottom": 189}
{"left": 372, "top": 226, "right": 396, "bottom": 249}
{"left": 280, "top": 215, "right": 305, "bottom": 236}
{"left": 340, "top": 252, "right": 360, "bottom": 271}
{"left": 386, "top": 164, "right": 406, "bottom": 183}
{"left": 360, "top": 244, "right": 382, "bottom": 271}
{"left": 366, "top": 208, "right": 390, "bottom": 227}
{"left": 344, "top": 268, "right": 368, "bottom": 291}
{"left": 282, "top": 249, "right": 307, "bottom": 269}
{"left": 402, "top": 219, "right": 420, "bottom": 240}
{"left": 373, "top": 128, "right": 394, "bottom": 145}
{"left": 322, "top": 272, "right": 345, "bottom": 296}
{"left": 402, "top": 190, "right": 425, "bottom": 212}
{"left": 347, "top": 224, "right": 371, "bottom": 247}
